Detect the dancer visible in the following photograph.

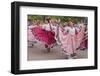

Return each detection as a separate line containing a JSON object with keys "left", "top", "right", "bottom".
{"left": 27, "top": 20, "right": 37, "bottom": 48}
{"left": 80, "top": 25, "right": 88, "bottom": 50}
{"left": 54, "top": 19, "right": 62, "bottom": 45}
{"left": 76, "top": 23, "right": 86, "bottom": 50}
{"left": 59, "top": 20, "right": 78, "bottom": 59}
{"left": 31, "top": 18, "right": 56, "bottom": 52}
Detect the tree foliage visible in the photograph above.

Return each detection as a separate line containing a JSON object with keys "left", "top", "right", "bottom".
{"left": 28, "top": 15, "right": 86, "bottom": 23}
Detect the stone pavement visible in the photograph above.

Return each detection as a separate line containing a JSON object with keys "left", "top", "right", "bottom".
{"left": 28, "top": 42, "right": 88, "bottom": 61}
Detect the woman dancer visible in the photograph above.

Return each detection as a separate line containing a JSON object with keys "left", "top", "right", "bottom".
{"left": 31, "top": 18, "right": 56, "bottom": 52}
{"left": 27, "top": 20, "right": 37, "bottom": 48}
{"left": 80, "top": 25, "right": 88, "bottom": 50}
{"left": 55, "top": 19, "right": 64, "bottom": 45}
{"left": 76, "top": 23, "right": 86, "bottom": 50}
{"left": 59, "top": 20, "right": 78, "bottom": 58}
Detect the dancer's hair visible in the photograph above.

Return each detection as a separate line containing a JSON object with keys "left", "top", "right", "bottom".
{"left": 67, "top": 20, "right": 75, "bottom": 26}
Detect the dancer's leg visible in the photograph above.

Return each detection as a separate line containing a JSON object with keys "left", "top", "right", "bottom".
{"left": 71, "top": 37, "right": 77, "bottom": 58}
{"left": 47, "top": 47, "right": 50, "bottom": 52}
{"left": 45, "top": 44, "right": 50, "bottom": 53}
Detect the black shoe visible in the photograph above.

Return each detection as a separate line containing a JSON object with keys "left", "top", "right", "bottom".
{"left": 47, "top": 48, "right": 50, "bottom": 53}
{"left": 71, "top": 53, "right": 76, "bottom": 57}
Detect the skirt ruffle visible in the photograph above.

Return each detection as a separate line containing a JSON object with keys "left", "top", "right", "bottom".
{"left": 32, "top": 27, "right": 56, "bottom": 48}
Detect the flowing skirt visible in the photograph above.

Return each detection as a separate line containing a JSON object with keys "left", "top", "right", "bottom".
{"left": 28, "top": 26, "right": 37, "bottom": 47}
{"left": 28, "top": 29, "right": 35, "bottom": 41}
{"left": 59, "top": 29, "right": 77, "bottom": 55}
{"left": 32, "top": 27, "right": 56, "bottom": 48}
{"left": 80, "top": 33, "right": 88, "bottom": 49}
{"left": 76, "top": 25, "right": 85, "bottom": 49}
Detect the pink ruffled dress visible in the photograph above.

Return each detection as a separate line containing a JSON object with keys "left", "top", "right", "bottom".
{"left": 28, "top": 25, "right": 37, "bottom": 47}
{"left": 59, "top": 26, "right": 77, "bottom": 55}
{"left": 76, "top": 24, "right": 86, "bottom": 49}
{"left": 28, "top": 25, "right": 36, "bottom": 42}
{"left": 80, "top": 31, "right": 88, "bottom": 49}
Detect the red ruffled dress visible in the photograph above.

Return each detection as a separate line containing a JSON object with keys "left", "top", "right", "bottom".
{"left": 31, "top": 24, "right": 56, "bottom": 48}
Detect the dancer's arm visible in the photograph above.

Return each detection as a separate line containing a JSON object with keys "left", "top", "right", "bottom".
{"left": 63, "top": 26, "right": 69, "bottom": 35}
{"left": 48, "top": 22, "right": 53, "bottom": 31}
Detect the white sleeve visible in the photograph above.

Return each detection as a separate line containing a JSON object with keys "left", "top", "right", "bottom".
{"left": 42, "top": 24, "right": 47, "bottom": 30}
{"left": 64, "top": 26, "right": 69, "bottom": 32}
{"left": 28, "top": 25, "right": 34, "bottom": 29}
